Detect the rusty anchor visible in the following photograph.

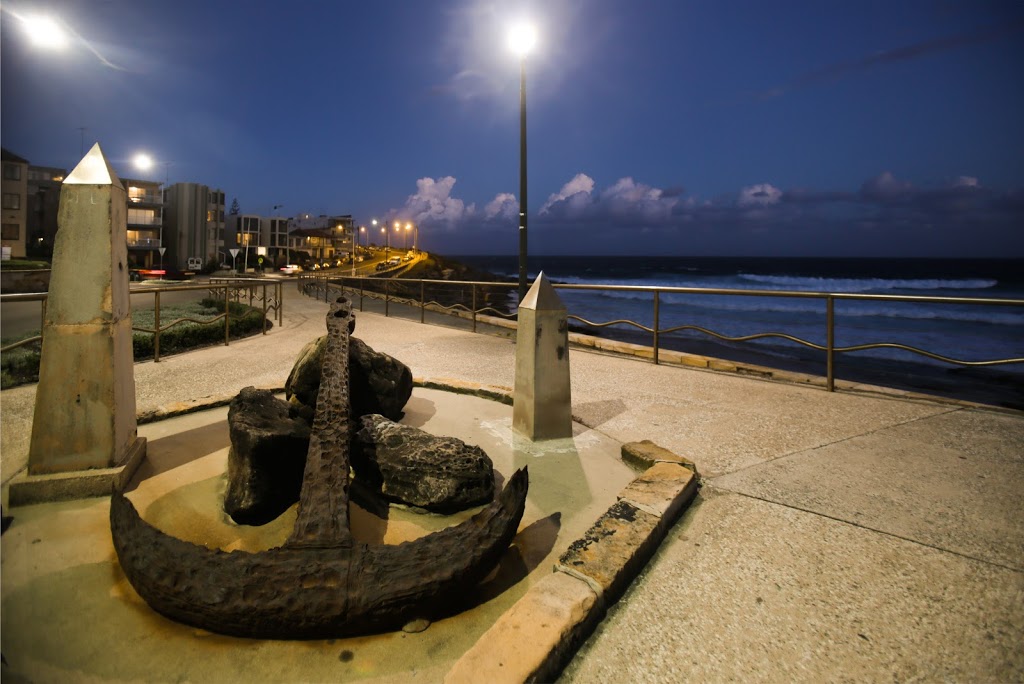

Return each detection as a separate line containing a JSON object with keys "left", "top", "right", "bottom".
{"left": 110, "top": 295, "right": 528, "bottom": 638}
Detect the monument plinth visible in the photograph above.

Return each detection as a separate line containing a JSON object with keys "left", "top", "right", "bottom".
{"left": 513, "top": 272, "right": 573, "bottom": 440}
{"left": 11, "top": 143, "right": 145, "bottom": 504}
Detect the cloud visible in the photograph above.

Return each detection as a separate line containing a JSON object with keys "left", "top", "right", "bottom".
{"left": 401, "top": 171, "right": 1024, "bottom": 257}
{"left": 484, "top": 192, "right": 518, "bottom": 221}
{"left": 540, "top": 173, "right": 595, "bottom": 214}
{"left": 398, "top": 176, "right": 475, "bottom": 228}
{"left": 737, "top": 183, "right": 783, "bottom": 207}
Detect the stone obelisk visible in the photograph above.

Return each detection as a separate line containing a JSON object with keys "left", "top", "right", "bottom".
{"left": 26, "top": 143, "right": 144, "bottom": 480}
{"left": 513, "top": 272, "right": 573, "bottom": 440}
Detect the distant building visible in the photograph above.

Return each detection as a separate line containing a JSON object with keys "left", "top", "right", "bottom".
{"left": 225, "top": 214, "right": 264, "bottom": 270}
{"left": 1, "top": 148, "right": 29, "bottom": 259}
{"left": 26, "top": 165, "right": 66, "bottom": 257}
{"left": 291, "top": 213, "right": 354, "bottom": 259}
{"left": 164, "top": 183, "right": 226, "bottom": 270}
{"left": 122, "top": 177, "right": 164, "bottom": 269}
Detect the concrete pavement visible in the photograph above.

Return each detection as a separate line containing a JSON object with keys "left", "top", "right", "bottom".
{"left": 2, "top": 281, "right": 1022, "bottom": 682}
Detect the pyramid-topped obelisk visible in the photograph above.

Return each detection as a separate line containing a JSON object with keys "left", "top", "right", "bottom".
{"left": 27, "top": 143, "right": 143, "bottom": 478}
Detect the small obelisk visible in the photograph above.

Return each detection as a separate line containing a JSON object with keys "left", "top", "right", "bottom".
{"left": 513, "top": 272, "right": 573, "bottom": 440}
{"left": 27, "top": 143, "right": 142, "bottom": 476}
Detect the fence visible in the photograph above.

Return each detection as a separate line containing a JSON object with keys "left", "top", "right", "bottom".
{"left": 1, "top": 279, "right": 283, "bottom": 363}
{"left": 298, "top": 273, "right": 1023, "bottom": 394}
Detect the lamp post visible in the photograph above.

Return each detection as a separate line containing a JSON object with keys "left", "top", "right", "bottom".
{"left": 509, "top": 22, "right": 536, "bottom": 303}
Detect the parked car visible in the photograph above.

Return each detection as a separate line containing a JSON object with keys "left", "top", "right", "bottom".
{"left": 280, "top": 264, "right": 302, "bottom": 275}
{"left": 375, "top": 261, "right": 389, "bottom": 272}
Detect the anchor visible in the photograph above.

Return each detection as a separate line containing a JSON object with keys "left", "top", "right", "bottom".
{"left": 110, "top": 295, "right": 528, "bottom": 639}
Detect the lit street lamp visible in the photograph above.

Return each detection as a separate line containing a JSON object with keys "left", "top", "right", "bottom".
{"left": 509, "top": 22, "right": 537, "bottom": 303}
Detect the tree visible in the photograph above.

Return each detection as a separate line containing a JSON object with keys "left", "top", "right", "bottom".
{"left": 229, "top": 198, "right": 240, "bottom": 215}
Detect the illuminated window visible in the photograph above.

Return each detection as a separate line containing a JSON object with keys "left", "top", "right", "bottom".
{"left": 127, "top": 186, "right": 147, "bottom": 203}
{"left": 127, "top": 208, "right": 157, "bottom": 224}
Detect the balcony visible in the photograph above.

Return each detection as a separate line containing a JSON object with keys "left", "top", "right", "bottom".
{"left": 127, "top": 193, "right": 163, "bottom": 205}
{"left": 127, "top": 237, "right": 162, "bottom": 248}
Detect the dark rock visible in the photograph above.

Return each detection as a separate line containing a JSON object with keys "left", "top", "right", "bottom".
{"left": 285, "top": 336, "right": 413, "bottom": 422}
{"left": 349, "top": 337, "right": 413, "bottom": 420}
{"left": 353, "top": 414, "right": 495, "bottom": 513}
{"left": 225, "top": 387, "right": 311, "bottom": 525}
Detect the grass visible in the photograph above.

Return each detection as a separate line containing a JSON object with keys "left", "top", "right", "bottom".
{"left": 1, "top": 298, "right": 270, "bottom": 390}
{"left": 0, "top": 259, "right": 51, "bottom": 271}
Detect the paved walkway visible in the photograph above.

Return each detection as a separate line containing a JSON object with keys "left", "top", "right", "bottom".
{"left": 2, "top": 281, "right": 1022, "bottom": 682}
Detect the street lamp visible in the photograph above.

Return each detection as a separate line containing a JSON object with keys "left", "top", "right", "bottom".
{"left": 509, "top": 21, "right": 537, "bottom": 303}
{"left": 20, "top": 15, "right": 68, "bottom": 49}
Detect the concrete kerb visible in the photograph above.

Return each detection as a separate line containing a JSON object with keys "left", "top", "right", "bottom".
{"left": 446, "top": 442, "right": 700, "bottom": 684}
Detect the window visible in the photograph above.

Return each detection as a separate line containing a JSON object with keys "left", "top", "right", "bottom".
{"left": 2, "top": 223, "right": 19, "bottom": 239}
{"left": 2, "top": 193, "right": 20, "bottom": 209}
{"left": 127, "top": 207, "right": 157, "bottom": 224}
{"left": 127, "top": 186, "right": 146, "bottom": 203}
{"left": 3, "top": 164, "right": 21, "bottom": 181}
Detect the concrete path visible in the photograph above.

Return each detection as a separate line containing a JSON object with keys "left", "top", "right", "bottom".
{"left": 2, "top": 281, "right": 1022, "bottom": 682}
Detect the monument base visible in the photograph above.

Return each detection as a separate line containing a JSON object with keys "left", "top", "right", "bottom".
{"left": 8, "top": 437, "right": 147, "bottom": 507}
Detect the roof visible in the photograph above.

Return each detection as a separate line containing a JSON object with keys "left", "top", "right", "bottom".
{"left": 1, "top": 148, "right": 30, "bottom": 164}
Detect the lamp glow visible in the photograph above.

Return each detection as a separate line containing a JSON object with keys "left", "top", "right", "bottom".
{"left": 508, "top": 23, "right": 537, "bottom": 57}
{"left": 133, "top": 153, "right": 154, "bottom": 171}
{"left": 22, "top": 15, "right": 68, "bottom": 49}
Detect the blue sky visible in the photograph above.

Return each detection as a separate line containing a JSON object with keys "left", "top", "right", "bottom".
{"left": 2, "top": 0, "right": 1023, "bottom": 256}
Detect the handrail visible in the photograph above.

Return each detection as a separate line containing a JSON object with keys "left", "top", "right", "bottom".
{"left": 298, "top": 273, "right": 1023, "bottom": 396}
{"left": 0, "top": 280, "right": 283, "bottom": 363}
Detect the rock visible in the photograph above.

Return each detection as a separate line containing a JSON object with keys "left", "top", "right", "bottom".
{"left": 224, "top": 387, "right": 311, "bottom": 525}
{"left": 349, "top": 337, "right": 413, "bottom": 421}
{"left": 285, "top": 336, "right": 413, "bottom": 422}
{"left": 353, "top": 414, "right": 495, "bottom": 513}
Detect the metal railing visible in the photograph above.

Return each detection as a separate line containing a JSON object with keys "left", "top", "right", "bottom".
{"left": 0, "top": 279, "right": 283, "bottom": 363}
{"left": 299, "top": 273, "right": 1023, "bottom": 393}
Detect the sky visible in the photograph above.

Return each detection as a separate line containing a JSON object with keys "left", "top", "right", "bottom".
{"left": 2, "top": 0, "right": 1023, "bottom": 257}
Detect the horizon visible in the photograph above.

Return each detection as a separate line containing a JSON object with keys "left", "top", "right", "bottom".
{"left": 3, "top": 1, "right": 1023, "bottom": 258}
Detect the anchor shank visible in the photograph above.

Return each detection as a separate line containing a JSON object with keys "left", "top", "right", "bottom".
{"left": 287, "top": 298, "right": 354, "bottom": 547}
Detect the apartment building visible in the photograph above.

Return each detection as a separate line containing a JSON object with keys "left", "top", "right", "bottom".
{"left": 26, "top": 165, "right": 66, "bottom": 256}
{"left": 163, "top": 183, "right": 226, "bottom": 270}
{"left": 122, "top": 177, "right": 164, "bottom": 269}
{"left": 1, "top": 148, "right": 30, "bottom": 259}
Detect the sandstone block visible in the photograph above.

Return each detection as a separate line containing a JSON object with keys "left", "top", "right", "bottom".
{"left": 445, "top": 571, "right": 600, "bottom": 684}
{"left": 556, "top": 500, "right": 663, "bottom": 603}
{"left": 618, "top": 462, "right": 699, "bottom": 520}
{"left": 621, "top": 439, "right": 699, "bottom": 474}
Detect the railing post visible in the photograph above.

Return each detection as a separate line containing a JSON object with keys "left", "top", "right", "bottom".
{"left": 277, "top": 281, "right": 283, "bottom": 324}
{"left": 224, "top": 284, "right": 230, "bottom": 346}
{"left": 385, "top": 279, "right": 390, "bottom": 317}
{"left": 262, "top": 283, "right": 269, "bottom": 334}
{"left": 826, "top": 295, "right": 835, "bottom": 392}
{"left": 420, "top": 281, "right": 425, "bottom": 323}
{"left": 653, "top": 291, "right": 660, "bottom": 365}
{"left": 360, "top": 278, "right": 364, "bottom": 311}
{"left": 472, "top": 284, "right": 478, "bottom": 333}
{"left": 154, "top": 290, "right": 161, "bottom": 362}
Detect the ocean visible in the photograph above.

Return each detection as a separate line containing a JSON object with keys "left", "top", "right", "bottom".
{"left": 453, "top": 256, "right": 1024, "bottom": 408}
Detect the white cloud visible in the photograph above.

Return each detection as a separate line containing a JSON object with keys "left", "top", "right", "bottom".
{"left": 540, "top": 173, "right": 595, "bottom": 214}
{"left": 484, "top": 192, "right": 518, "bottom": 221}
{"left": 953, "top": 175, "right": 979, "bottom": 188}
{"left": 737, "top": 183, "right": 782, "bottom": 207}
{"left": 600, "top": 177, "right": 678, "bottom": 220}
{"left": 400, "top": 177, "right": 475, "bottom": 226}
